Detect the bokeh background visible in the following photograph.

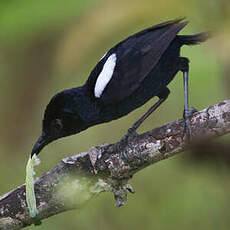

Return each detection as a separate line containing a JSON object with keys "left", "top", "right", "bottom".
{"left": 1, "top": 0, "right": 230, "bottom": 229}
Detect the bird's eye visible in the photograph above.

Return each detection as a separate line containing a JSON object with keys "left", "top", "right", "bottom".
{"left": 52, "top": 119, "right": 63, "bottom": 131}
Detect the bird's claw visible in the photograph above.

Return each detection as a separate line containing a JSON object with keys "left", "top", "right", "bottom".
{"left": 183, "top": 107, "right": 197, "bottom": 119}
{"left": 119, "top": 127, "right": 138, "bottom": 149}
{"left": 183, "top": 107, "right": 197, "bottom": 141}
{"left": 127, "top": 127, "right": 138, "bottom": 138}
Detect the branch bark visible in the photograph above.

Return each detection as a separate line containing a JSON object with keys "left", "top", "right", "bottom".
{"left": 1, "top": 100, "right": 230, "bottom": 230}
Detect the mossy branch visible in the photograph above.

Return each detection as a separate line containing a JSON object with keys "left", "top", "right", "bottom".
{"left": 1, "top": 100, "right": 230, "bottom": 230}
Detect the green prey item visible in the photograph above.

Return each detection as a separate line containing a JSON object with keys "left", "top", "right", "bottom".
{"left": 26, "top": 154, "right": 41, "bottom": 224}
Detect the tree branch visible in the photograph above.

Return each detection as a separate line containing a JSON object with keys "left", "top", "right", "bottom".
{"left": 1, "top": 100, "right": 230, "bottom": 230}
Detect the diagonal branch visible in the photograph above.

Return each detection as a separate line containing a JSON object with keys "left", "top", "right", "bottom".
{"left": 1, "top": 100, "right": 230, "bottom": 230}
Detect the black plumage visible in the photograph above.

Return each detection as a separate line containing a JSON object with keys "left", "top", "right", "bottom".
{"left": 31, "top": 18, "right": 208, "bottom": 156}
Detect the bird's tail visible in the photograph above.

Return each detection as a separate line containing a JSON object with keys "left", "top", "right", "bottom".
{"left": 178, "top": 32, "right": 210, "bottom": 45}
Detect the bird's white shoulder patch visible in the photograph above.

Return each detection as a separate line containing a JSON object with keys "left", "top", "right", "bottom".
{"left": 94, "top": 53, "right": 117, "bottom": 98}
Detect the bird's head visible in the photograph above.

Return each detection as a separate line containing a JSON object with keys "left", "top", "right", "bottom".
{"left": 31, "top": 89, "right": 87, "bottom": 157}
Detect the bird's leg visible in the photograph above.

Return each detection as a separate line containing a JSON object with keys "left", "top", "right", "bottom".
{"left": 128, "top": 87, "right": 170, "bottom": 137}
{"left": 180, "top": 57, "right": 197, "bottom": 140}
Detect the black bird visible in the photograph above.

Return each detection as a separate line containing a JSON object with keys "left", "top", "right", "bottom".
{"left": 31, "top": 18, "right": 208, "bottom": 157}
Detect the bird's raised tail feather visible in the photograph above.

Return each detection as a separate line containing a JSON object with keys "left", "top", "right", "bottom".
{"left": 178, "top": 32, "right": 210, "bottom": 45}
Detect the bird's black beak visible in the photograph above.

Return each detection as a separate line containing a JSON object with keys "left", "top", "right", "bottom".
{"left": 31, "top": 132, "right": 51, "bottom": 157}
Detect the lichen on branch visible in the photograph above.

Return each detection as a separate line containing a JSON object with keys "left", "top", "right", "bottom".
{"left": 1, "top": 100, "right": 230, "bottom": 230}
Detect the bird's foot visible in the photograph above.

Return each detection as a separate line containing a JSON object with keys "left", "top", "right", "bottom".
{"left": 123, "top": 126, "right": 139, "bottom": 143}
{"left": 183, "top": 107, "right": 197, "bottom": 141}
{"left": 127, "top": 127, "right": 139, "bottom": 138}
{"left": 118, "top": 127, "right": 138, "bottom": 149}
{"left": 183, "top": 107, "right": 197, "bottom": 119}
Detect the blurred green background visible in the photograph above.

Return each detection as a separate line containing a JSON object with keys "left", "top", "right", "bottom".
{"left": 1, "top": 0, "right": 230, "bottom": 229}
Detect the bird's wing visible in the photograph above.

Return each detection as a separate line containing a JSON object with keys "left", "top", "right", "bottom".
{"left": 86, "top": 19, "right": 187, "bottom": 105}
